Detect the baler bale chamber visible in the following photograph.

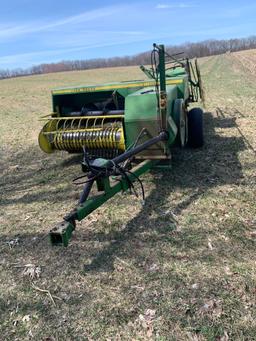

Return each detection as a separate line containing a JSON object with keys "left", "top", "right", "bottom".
{"left": 38, "top": 43, "right": 204, "bottom": 246}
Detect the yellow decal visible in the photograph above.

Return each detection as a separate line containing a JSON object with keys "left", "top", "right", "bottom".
{"left": 52, "top": 79, "right": 183, "bottom": 95}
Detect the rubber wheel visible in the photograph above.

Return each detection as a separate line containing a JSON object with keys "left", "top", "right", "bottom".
{"left": 188, "top": 108, "right": 204, "bottom": 148}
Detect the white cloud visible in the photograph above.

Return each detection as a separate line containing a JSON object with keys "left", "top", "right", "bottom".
{"left": 0, "top": 5, "right": 124, "bottom": 40}
{"left": 46, "top": 30, "right": 146, "bottom": 49}
{"left": 0, "top": 35, "right": 151, "bottom": 67}
{"left": 156, "top": 3, "right": 195, "bottom": 9}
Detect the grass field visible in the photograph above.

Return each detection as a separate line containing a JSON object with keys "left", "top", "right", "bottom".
{"left": 0, "top": 50, "right": 256, "bottom": 340}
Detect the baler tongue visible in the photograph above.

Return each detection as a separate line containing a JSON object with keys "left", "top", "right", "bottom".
{"left": 49, "top": 130, "right": 169, "bottom": 246}
{"left": 50, "top": 221, "right": 75, "bottom": 247}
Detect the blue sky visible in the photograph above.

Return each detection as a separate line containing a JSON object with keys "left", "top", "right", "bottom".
{"left": 1, "top": 0, "right": 256, "bottom": 69}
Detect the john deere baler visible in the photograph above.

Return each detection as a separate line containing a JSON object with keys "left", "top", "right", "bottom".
{"left": 38, "top": 43, "right": 204, "bottom": 246}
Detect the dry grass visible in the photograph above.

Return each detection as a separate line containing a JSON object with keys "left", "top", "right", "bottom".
{"left": 0, "top": 52, "right": 256, "bottom": 340}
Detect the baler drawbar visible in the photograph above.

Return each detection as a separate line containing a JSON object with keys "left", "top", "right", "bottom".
{"left": 38, "top": 43, "right": 204, "bottom": 246}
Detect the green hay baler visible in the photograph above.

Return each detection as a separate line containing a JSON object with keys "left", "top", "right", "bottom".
{"left": 38, "top": 43, "right": 204, "bottom": 246}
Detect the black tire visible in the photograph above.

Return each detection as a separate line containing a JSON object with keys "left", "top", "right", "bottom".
{"left": 188, "top": 108, "right": 204, "bottom": 148}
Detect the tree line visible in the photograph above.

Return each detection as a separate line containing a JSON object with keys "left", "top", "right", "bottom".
{"left": 1, "top": 35, "right": 256, "bottom": 79}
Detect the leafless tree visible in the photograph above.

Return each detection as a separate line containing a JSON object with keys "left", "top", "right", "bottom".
{"left": 1, "top": 36, "right": 256, "bottom": 80}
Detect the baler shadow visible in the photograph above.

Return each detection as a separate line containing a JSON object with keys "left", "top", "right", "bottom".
{"left": 1, "top": 110, "right": 249, "bottom": 274}
{"left": 1, "top": 107, "right": 250, "bottom": 208}
{"left": 61, "top": 154, "right": 82, "bottom": 167}
{"left": 82, "top": 110, "right": 247, "bottom": 272}
{"left": 0, "top": 148, "right": 83, "bottom": 206}
{"left": 216, "top": 107, "right": 255, "bottom": 154}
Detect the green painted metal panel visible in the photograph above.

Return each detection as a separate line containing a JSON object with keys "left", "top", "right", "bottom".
{"left": 166, "top": 67, "right": 186, "bottom": 77}
{"left": 176, "top": 74, "right": 189, "bottom": 100}
{"left": 124, "top": 85, "right": 179, "bottom": 155}
{"left": 51, "top": 76, "right": 187, "bottom": 115}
